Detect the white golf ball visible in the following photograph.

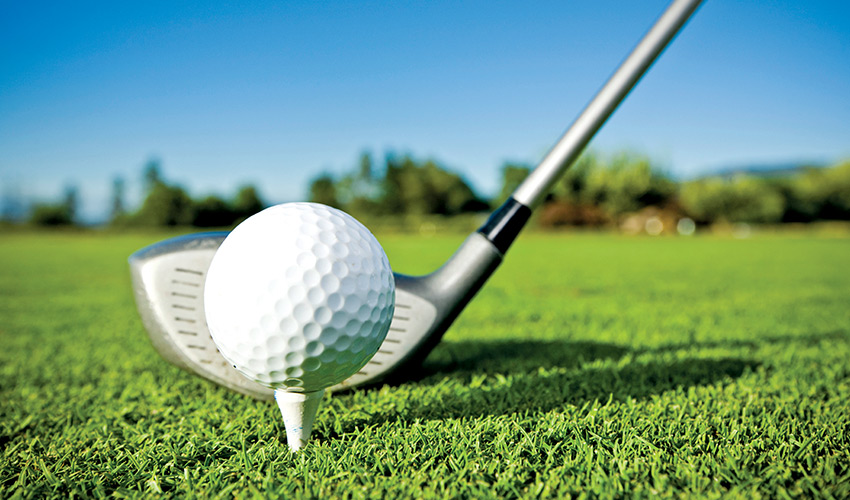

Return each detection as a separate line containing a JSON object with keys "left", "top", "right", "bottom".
{"left": 204, "top": 202, "right": 395, "bottom": 392}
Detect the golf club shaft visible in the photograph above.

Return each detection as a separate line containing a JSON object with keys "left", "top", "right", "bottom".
{"left": 479, "top": 0, "right": 703, "bottom": 253}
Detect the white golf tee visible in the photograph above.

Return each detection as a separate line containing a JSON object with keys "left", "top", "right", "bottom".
{"left": 274, "top": 389, "right": 325, "bottom": 452}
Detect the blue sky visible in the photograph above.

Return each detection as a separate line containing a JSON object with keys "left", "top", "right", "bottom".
{"left": 1, "top": 0, "right": 848, "bottom": 221}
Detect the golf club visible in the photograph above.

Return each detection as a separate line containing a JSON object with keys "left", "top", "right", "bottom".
{"left": 130, "top": 0, "right": 703, "bottom": 400}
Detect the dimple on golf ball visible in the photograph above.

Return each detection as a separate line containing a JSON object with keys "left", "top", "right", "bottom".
{"left": 204, "top": 202, "right": 395, "bottom": 392}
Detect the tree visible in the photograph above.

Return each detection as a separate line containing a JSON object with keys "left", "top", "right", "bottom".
{"left": 232, "top": 185, "right": 265, "bottom": 221}
{"left": 134, "top": 182, "right": 194, "bottom": 226}
{"left": 309, "top": 174, "right": 340, "bottom": 208}
{"left": 357, "top": 152, "right": 375, "bottom": 191}
{"left": 62, "top": 185, "right": 78, "bottom": 223}
{"left": 29, "top": 203, "right": 74, "bottom": 226}
{"left": 494, "top": 163, "right": 531, "bottom": 207}
{"left": 192, "top": 195, "right": 233, "bottom": 227}
{"left": 332, "top": 152, "right": 381, "bottom": 214}
{"left": 110, "top": 176, "right": 126, "bottom": 222}
{"left": 125, "top": 158, "right": 269, "bottom": 228}
{"left": 552, "top": 150, "right": 601, "bottom": 204}
{"left": 581, "top": 152, "right": 675, "bottom": 218}
{"left": 782, "top": 162, "right": 850, "bottom": 221}
{"left": 421, "top": 160, "right": 488, "bottom": 214}
{"left": 28, "top": 184, "right": 79, "bottom": 226}
{"left": 820, "top": 161, "right": 850, "bottom": 219}
{"left": 377, "top": 154, "right": 486, "bottom": 216}
{"left": 143, "top": 159, "right": 164, "bottom": 193}
{"left": 311, "top": 152, "right": 486, "bottom": 217}
{"left": 679, "top": 176, "right": 785, "bottom": 223}
{"left": 380, "top": 154, "right": 413, "bottom": 215}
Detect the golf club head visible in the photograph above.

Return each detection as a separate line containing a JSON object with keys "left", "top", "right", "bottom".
{"left": 130, "top": 231, "right": 502, "bottom": 399}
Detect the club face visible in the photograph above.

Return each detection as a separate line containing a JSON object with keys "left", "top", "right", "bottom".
{"left": 130, "top": 232, "right": 500, "bottom": 396}
{"left": 129, "top": 232, "right": 273, "bottom": 399}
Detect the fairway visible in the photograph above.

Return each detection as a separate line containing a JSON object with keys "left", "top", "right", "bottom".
{"left": 1, "top": 231, "right": 849, "bottom": 498}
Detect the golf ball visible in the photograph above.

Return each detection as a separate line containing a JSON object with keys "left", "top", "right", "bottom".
{"left": 204, "top": 202, "right": 395, "bottom": 392}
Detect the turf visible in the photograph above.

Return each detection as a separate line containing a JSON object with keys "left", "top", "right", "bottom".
{"left": 1, "top": 230, "right": 848, "bottom": 498}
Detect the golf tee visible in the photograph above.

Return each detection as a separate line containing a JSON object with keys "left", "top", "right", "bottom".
{"left": 274, "top": 388, "right": 325, "bottom": 452}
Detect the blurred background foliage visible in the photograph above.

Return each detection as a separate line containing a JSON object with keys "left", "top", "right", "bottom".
{"left": 6, "top": 151, "right": 850, "bottom": 231}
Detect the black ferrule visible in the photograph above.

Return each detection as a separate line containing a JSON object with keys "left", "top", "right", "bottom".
{"left": 477, "top": 197, "right": 532, "bottom": 254}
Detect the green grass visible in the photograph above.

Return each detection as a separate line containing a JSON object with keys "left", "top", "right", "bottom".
{"left": 1, "top": 231, "right": 849, "bottom": 498}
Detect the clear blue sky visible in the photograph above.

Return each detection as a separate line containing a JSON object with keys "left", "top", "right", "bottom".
{"left": 1, "top": 0, "right": 848, "bottom": 221}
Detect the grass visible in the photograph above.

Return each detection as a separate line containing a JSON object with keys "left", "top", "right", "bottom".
{"left": 1, "top": 230, "right": 849, "bottom": 498}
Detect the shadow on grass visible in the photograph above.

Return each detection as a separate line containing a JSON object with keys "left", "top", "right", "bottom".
{"left": 410, "top": 330, "right": 846, "bottom": 384}
{"left": 327, "top": 339, "right": 761, "bottom": 435}
{"left": 419, "top": 340, "right": 631, "bottom": 381}
{"left": 411, "top": 355, "right": 758, "bottom": 420}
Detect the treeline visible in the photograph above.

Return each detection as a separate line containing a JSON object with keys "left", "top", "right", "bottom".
{"left": 10, "top": 151, "right": 850, "bottom": 229}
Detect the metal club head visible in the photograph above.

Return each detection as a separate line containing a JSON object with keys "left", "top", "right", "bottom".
{"left": 129, "top": 231, "right": 502, "bottom": 399}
